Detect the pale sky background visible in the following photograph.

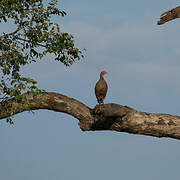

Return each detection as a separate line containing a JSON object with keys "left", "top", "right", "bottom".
{"left": 1, "top": 0, "right": 180, "bottom": 180}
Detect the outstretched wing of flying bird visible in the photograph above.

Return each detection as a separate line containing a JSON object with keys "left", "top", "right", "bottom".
{"left": 157, "top": 6, "right": 180, "bottom": 25}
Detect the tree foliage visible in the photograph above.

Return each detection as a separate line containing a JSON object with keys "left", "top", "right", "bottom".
{"left": 0, "top": 0, "right": 83, "bottom": 105}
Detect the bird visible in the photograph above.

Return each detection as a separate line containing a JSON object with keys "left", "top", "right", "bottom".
{"left": 157, "top": 6, "right": 180, "bottom": 25}
{"left": 95, "top": 71, "right": 108, "bottom": 105}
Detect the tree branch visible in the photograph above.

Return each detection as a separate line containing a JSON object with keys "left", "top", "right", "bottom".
{"left": 0, "top": 92, "right": 180, "bottom": 140}
{"left": 15, "top": 36, "right": 47, "bottom": 48}
{"left": 157, "top": 6, "right": 180, "bottom": 25}
{"left": 0, "top": 27, "right": 21, "bottom": 39}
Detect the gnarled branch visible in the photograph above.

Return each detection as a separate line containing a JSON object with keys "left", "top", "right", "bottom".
{"left": 157, "top": 6, "right": 180, "bottom": 25}
{"left": 0, "top": 92, "right": 180, "bottom": 140}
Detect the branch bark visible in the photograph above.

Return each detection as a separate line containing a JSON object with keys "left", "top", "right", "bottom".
{"left": 0, "top": 92, "right": 180, "bottom": 140}
{"left": 157, "top": 6, "right": 180, "bottom": 25}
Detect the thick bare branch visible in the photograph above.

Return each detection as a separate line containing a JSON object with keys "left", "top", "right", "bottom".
{"left": 0, "top": 92, "right": 180, "bottom": 140}
{"left": 157, "top": 6, "right": 180, "bottom": 25}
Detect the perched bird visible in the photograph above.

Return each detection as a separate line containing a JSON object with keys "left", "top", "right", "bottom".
{"left": 157, "top": 6, "right": 180, "bottom": 25}
{"left": 95, "top": 71, "right": 108, "bottom": 104}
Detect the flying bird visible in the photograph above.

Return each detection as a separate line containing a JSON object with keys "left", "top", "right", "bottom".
{"left": 95, "top": 71, "right": 108, "bottom": 104}
{"left": 157, "top": 6, "right": 180, "bottom": 25}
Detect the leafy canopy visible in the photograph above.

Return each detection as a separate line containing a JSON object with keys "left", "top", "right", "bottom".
{"left": 0, "top": 0, "right": 83, "bottom": 103}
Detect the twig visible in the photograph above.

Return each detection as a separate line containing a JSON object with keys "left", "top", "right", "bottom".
{"left": 0, "top": 27, "right": 21, "bottom": 39}
{"left": 15, "top": 36, "right": 47, "bottom": 48}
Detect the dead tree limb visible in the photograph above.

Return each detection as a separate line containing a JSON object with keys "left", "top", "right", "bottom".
{"left": 157, "top": 6, "right": 180, "bottom": 25}
{"left": 0, "top": 92, "right": 180, "bottom": 140}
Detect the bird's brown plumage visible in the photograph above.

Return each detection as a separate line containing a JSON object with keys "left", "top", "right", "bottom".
{"left": 95, "top": 71, "right": 108, "bottom": 104}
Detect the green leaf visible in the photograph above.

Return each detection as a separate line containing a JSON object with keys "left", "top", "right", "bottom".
{"left": 0, "top": 0, "right": 85, "bottom": 117}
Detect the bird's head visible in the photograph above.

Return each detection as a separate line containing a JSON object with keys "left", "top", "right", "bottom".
{"left": 100, "top": 71, "right": 107, "bottom": 78}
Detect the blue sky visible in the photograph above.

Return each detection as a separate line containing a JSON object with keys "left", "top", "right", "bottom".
{"left": 1, "top": 0, "right": 180, "bottom": 180}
